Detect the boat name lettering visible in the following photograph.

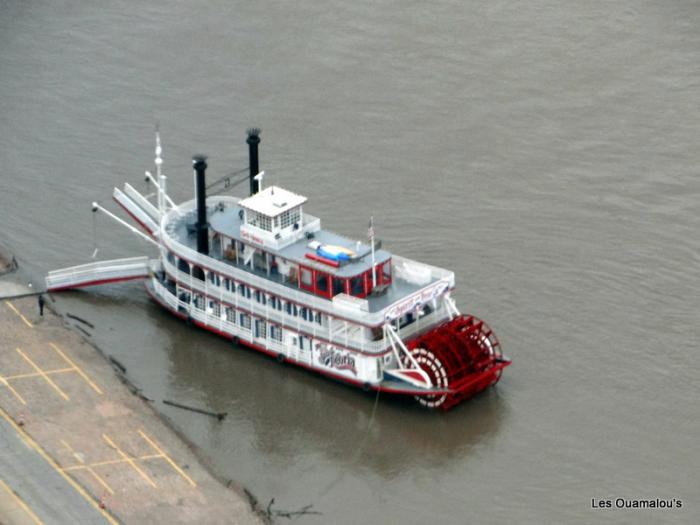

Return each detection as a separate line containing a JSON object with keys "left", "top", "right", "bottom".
{"left": 384, "top": 280, "right": 449, "bottom": 321}
{"left": 317, "top": 344, "right": 357, "bottom": 375}
{"left": 241, "top": 229, "right": 264, "bottom": 245}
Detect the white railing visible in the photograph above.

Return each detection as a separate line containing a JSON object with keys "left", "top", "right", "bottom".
{"left": 161, "top": 198, "right": 455, "bottom": 336}
{"left": 153, "top": 279, "right": 300, "bottom": 357}
{"left": 162, "top": 255, "right": 450, "bottom": 354}
{"left": 392, "top": 254, "right": 455, "bottom": 286}
{"left": 162, "top": 257, "right": 391, "bottom": 353}
{"left": 394, "top": 304, "right": 452, "bottom": 341}
{"left": 46, "top": 256, "right": 151, "bottom": 291}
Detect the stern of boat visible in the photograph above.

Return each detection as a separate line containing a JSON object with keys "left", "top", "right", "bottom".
{"left": 384, "top": 314, "right": 510, "bottom": 411}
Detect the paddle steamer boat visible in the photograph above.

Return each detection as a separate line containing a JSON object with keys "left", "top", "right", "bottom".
{"left": 46, "top": 129, "right": 510, "bottom": 410}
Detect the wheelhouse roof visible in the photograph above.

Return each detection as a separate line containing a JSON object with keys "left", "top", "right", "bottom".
{"left": 238, "top": 186, "right": 307, "bottom": 217}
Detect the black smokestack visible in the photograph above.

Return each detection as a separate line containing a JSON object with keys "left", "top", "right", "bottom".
{"left": 193, "top": 155, "right": 209, "bottom": 255}
{"left": 247, "top": 128, "right": 261, "bottom": 196}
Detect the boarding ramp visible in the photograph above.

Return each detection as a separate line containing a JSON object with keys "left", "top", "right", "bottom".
{"left": 46, "top": 256, "right": 153, "bottom": 292}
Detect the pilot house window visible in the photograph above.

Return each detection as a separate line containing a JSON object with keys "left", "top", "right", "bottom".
{"left": 316, "top": 272, "right": 329, "bottom": 293}
{"left": 332, "top": 277, "right": 345, "bottom": 296}
{"left": 247, "top": 210, "right": 272, "bottom": 232}
{"left": 279, "top": 208, "right": 300, "bottom": 229}
{"left": 350, "top": 275, "right": 364, "bottom": 297}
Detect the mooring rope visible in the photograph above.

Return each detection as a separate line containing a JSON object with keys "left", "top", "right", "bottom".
{"left": 317, "top": 388, "right": 381, "bottom": 499}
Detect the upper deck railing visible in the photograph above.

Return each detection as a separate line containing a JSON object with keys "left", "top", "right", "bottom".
{"left": 161, "top": 197, "right": 455, "bottom": 327}
{"left": 160, "top": 255, "right": 451, "bottom": 353}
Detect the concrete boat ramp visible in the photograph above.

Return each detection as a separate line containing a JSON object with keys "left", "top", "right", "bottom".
{"left": 0, "top": 291, "right": 263, "bottom": 524}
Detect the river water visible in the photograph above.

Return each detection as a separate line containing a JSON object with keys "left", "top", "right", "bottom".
{"left": 1, "top": 2, "right": 699, "bottom": 523}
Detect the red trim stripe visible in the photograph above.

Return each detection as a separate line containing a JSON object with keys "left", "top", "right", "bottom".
{"left": 305, "top": 253, "right": 340, "bottom": 267}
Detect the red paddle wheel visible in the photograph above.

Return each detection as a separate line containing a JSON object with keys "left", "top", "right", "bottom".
{"left": 403, "top": 315, "right": 510, "bottom": 411}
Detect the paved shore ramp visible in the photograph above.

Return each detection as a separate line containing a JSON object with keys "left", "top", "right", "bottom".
{"left": 45, "top": 257, "right": 154, "bottom": 292}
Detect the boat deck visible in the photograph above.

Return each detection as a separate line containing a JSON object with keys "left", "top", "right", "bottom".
{"left": 166, "top": 203, "right": 445, "bottom": 314}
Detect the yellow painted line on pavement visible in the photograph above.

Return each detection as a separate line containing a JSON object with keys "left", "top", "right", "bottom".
{"left": 63, "top": 458, "right": 130, "bottom": 471}
{"left": 139, "top": 429, "right": 196, "bottom": 487}
{"left": 138, "top": 453, "right": 165, "bottom": 462}
{"left": 0, "top": 477, "right": 44, "bottom": 525}
{"left": 50, "top": 343, "right": 103, "bottom": 395}
{"left": 86, "top": 466, "right": 115, "bottom": 496}
{"left": 16, "top": 348, "right": 70, "bottom": 401}
{"left": 60, "top": 440, "right": 114, "bottom": 496}
{"left": 61, "top": 453, "right": 163, "bottom": 472}
{"left": 103, "top": 434, "right": 157, "bottom": 488}
{"left": 3, "top": 368, "right": 74, "bottom": 380}
{"left": 0, "top": 374, "right": 27, "bottom": 405}
{"left": 0, "top": 405, "right": 118, "bottom": 525}
{"left": 5, "top": 300, "right": 33, "bottom": 328}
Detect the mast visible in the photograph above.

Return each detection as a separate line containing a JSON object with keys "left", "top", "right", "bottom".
{"left": 369, "top": 216, "right": 377, "bottom": 288}
{"left": 155, "top": 128, "right": 165, "bottom": 215}
{"left": 144, "top": 128, "right": 181, "bottom": 215}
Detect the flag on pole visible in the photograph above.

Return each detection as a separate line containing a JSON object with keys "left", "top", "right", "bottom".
{"left": 369, "top": 216, "right": 377, "bottom": 288}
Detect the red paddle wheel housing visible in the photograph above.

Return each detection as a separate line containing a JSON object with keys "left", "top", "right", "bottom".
{"left": 404, "top": 314, "right": 510, "bottom": 411}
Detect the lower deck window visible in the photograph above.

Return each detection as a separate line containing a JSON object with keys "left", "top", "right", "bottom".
{"left": 255, "top": 320, "right": 267, "bottom": 338}
{"left": 270, "top": 325, "right": 283, "bottom": 341}
{"left": 226, "top": 307, "right": 236, "bottom": 323}
{"left": 193, "top": 294, "right": 204, "bottom": 310}
{"left": 210, "top": 301, "right": 221, "bottom": 317}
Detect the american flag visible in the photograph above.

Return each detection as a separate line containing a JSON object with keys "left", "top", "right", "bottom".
{"left": 368, "top": 216, "right": 374, "bottom": 240}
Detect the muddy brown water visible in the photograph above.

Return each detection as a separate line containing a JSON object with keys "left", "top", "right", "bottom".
{"left": 1, "top": 2, "right": 699, "bottom": 523}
